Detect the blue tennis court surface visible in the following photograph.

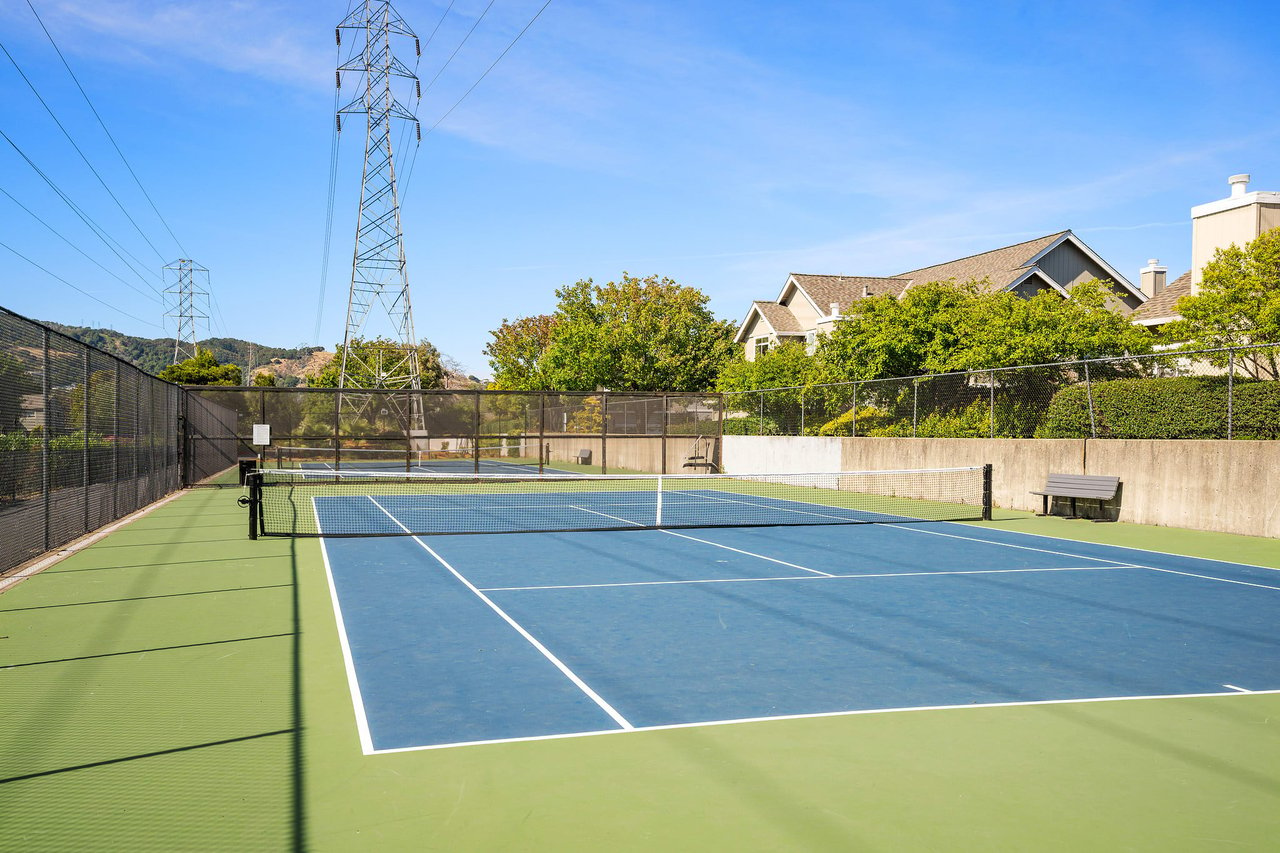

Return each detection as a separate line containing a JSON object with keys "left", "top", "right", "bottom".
{"left": 317, "top": 505, "right": 1280, "bottom": 753}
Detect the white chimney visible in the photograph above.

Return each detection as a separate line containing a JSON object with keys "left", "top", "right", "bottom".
{"left": 829, "top": 301, "right": 839, "bottom": 318}
{"left": 1139, "top": 259, "right": 1167, "bottom": 298}
{"left": 1229, "top": 174, "right": 1250, "bottom": 197}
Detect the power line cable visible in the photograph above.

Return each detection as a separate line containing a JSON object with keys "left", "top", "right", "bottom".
{"left": 420, "top": 0, "right": 497, "bottom": 97}
{"left": 422, "top": 0, "right": 554, "bottom": 139}
{"left": 23, "top": 0, "right": 189, "bottom": 257}
{"left": 0, "top": 126, "right": 164, "bottom": 295}
{"left": 0, "top": 237, "right": 161, "bottom": 328}
{"left": 0, "top": 182, "right": 162, "bottom": 303}
{"left": 0, "top": 37, "right": 169, "bottom": 264}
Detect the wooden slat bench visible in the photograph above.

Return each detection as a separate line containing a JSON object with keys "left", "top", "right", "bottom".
{"left": 1030, "top": 474, "right": 1120, "bottom": 520}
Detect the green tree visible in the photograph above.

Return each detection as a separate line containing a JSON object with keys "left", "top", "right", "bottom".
{"left": 0, "top": 353, "right": 39, "bottom": 432}
{"left": 813, "top": 278, "right": 1153, "bottom": 381}
{"left": 251, "top": 371, "right": 277, "bottom": 387}
{"left": 1165, "top": 227, "right": 1280, "bottom": 378}
{"left": 484, "top": 314, "right": 559, "bottom": 390}
{"left": 157, "top": 349, "right": 242, "bottom": 386}
{"left": 485, "top": 274, "right": 736, "bottom": 392}
{"left": 308, "top": 337, "right": 445, "bottom": 389}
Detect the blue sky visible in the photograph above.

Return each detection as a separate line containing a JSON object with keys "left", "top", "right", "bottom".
{"left": 1, "top": 0, "right": 1277, "bottom": 377}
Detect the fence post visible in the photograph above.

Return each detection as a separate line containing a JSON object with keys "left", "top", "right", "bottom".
{"left": 41, "top": 329, "right": 50, "bottom": 552}
{"left": 661, "top": 394, "right": 669, "bottom": 475}
{"left": 912, "top": 379, "right": 918, "bottom": 438}
{"left": 113, "top": 361, "right": 120, "bottom": 519}
{"left": 83, "top": 348, "right": 90, "bottom": 535}
{"left": 758, "top": 392, "right": 764, "bottom": 436}
{"left": 473, "top": 392, "right": 482, "bottom": 473}
{"left": 1227, "top": 350, "right": 1234, "bottom": 440}
{"left": 601, "top": 391, "right": 608, "bottom": 474}
{"left": 989, "top": 370, "right": 996, "bottom": 438}
{"left": 538, "top": 393, "right": 546, "bottom": 473}
{"left": 851, "top": 384, "right": 858, "bottom": 437}
{"left": 799, "top": 388, "right": 805, "bottom": 436}
{"left": 1083, "top": 361, "right": 1097, "bottom": 438}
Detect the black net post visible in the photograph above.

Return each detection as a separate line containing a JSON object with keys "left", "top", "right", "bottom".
{"left": 246, "top": 471, "right": 261, "bottom": 540}
{"left": 982, "top": 463, "right": 993, "bottom": 521}
{"left": 661, "top": 394, "right": 669, "bottom": 475}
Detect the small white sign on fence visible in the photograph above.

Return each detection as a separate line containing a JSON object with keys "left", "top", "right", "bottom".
{"left": 252, "top": 424, "right": 271, "bottom": 447}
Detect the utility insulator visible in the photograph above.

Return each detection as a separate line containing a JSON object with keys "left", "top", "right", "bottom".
{"left": 415, "top": 79, "right": 421, "bottom": 99}
{"left": 335, "top": 27, "right": 341, "bottom": 46}
{"left": 415, "top": 121, "right": 422, "bottom": 142}
{"left": 336, "top": 71, "right": 342, "bottom": 89}
{"left": 336, "top": 115, "right": 342, "bottom": 133}
{"left": 415, "top": 38, "right": 421, "bottom": 57}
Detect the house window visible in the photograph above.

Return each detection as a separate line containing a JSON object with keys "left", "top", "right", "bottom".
{"left": 754, "top": 337, "right": 770, "bottom": 358}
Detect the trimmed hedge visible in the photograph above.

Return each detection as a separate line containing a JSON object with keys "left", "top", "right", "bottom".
{"left": 1038, "top": 377, "right": 1280, "bottom": 439}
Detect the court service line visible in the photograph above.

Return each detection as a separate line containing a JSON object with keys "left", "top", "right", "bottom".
{"left": 948, "top": 522, "right": 1280, "bottom": 574}
{"left": 367, "top": 496, "right": 634, "bottom": 731}
{"left": 569, "top": 505, "right": 834, "bottom": 577}
{"left": 479, "top": 564, "right": 1126, "bottom": 593}
{"left": 1141, "top": 566, "right": 1280, "bottom": 592}
{"left": 889, "top": 524, "right": 1280, "bottom": 591}
{"left": 1222, "top": 684, "right": 1252, "bottom": 693}
{"left": 312, "top": 499, "right": 378, "bottom": 755}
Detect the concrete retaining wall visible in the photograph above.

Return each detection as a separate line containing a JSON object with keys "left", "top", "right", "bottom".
{"left": 543, "top": 436, "right": 709, "bottom": 474}
{"left": 723, "top": 435, "right": 1280, "bottom": 539}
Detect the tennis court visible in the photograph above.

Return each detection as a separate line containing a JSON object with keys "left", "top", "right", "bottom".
{"left": 299, "top": 470, "right": 1280, "bottom": 754}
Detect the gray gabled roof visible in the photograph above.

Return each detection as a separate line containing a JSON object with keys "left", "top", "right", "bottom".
{"left": 895, "top": 232, "right": 1069, "bottom": 292}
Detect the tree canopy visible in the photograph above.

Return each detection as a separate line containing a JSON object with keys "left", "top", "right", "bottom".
{"left": 485, "top": 273, "right": 737, "bottom": 392}
{"left": 811, "top": 278, "right": 1154, "bottom": 382}
{"left": 1166, "top": 227, "right": 1280, "bottom": 378}
{"left": 157, "top": 349, "right": 242, "bottom": 386}
{"left": 308, "top": 336, "right": 444, "bottom": 389}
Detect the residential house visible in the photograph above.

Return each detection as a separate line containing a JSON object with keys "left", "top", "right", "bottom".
{"left": 735, "top": 231, "right": 1144, "bottom": 360}
{"left": 1131, "top": 174, "right": 1280, "bottom": 330}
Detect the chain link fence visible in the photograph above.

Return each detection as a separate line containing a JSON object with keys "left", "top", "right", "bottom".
{"left": 181, "top": 388, "right": 724, "bottom": 480}
{"left": 724, "top": 343, "right": 1280, "bottom": 440}
{"left": 1, "top": 307, "right": 182, "bottom": 575}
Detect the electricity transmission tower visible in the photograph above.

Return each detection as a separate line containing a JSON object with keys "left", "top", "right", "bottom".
{"left": 335, "top": 1, "right": 425, "bottom": 423}
{"left": 163, "top": 259, "right": 210, "bottom": 364}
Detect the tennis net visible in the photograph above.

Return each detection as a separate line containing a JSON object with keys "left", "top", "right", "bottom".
{"left": 246, "top": 465, "right": 991, "bottom": 538}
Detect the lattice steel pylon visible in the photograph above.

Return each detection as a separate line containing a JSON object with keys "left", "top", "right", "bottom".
{"left": 163, "top": 259, "right": 209, "bottom": 364}
{"left": 335, "top": 0, "right": 424, "bottom": 429}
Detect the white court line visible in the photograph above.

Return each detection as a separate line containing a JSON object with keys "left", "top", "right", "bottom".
{"left": 364, "top": 688, "right": 1280, "bottom": 755}
{"left": 1142, "top": 566, "right": 1280, "bottom": 592}
{"left": 366, "top": 496, "right": 633, "bottom": 731}
{"left": 1222, "top": 684, "right": 1252, "bottom": 693}
{"left": 312, "top": 498, "right": 377, "bottom": 755}
{"left": 569, "top": 505, "right": 834, "bottom": 577}
{"left": 951, "top": 521, "right": 1280, "bottom": 574}
{"left": 479, "top": 565, "right": 1127, "bottom": 593}
{"left": 888, "top": 523, "right": 1280, "bottom": 592}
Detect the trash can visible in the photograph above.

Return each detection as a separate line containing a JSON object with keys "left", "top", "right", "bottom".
{"left": 238, "top": 457, "right": 258, "bottom": 485}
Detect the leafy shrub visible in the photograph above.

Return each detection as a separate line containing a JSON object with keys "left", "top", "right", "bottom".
{"left": 722, "top": 415, "right": 784, "bottom": 436}
{"left": 1037, "top": 376, "right": 1280, "bottom": 439}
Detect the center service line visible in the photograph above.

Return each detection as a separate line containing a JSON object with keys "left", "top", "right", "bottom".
{"left": 366, "top": 496, "right": 634, "bottom": 731}
{"left": 569, "top": 505, "right": 835, "bottom": 577}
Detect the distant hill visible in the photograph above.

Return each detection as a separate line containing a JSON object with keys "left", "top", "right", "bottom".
{"left": 40, "top": 321, "right": 481, "bottom": 388}
{"left": 40, "top": 321, "right": 324, "bottom": 386}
